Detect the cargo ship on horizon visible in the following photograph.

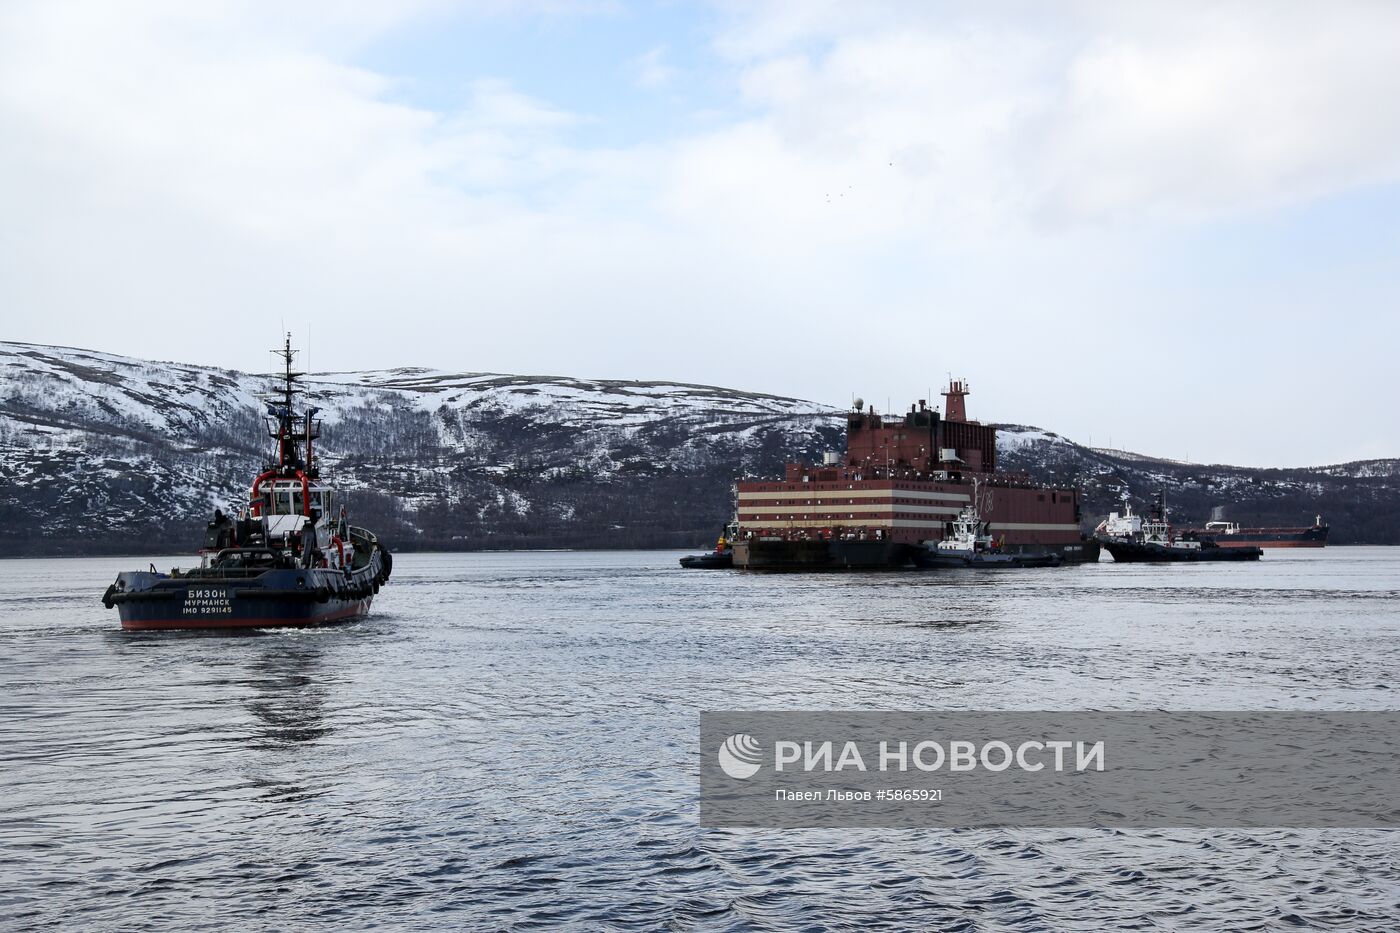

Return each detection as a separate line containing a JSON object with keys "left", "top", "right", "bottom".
{"left": 1176, "top": 516, "right": 1329, "bottom": 548}
{"left": 730, "top": 381, "right": 1099, "bottom": 570}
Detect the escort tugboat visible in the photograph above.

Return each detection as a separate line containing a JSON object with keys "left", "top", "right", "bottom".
{"left": 680, "top": 522, "right": 737, "bottom": 569}
{"left": 912, "top": 482, "right": 1063, "bottom": 569}
{"left": 1096, "top": 494, "right": 1262, "bottom": 563}
{"left": 102, "top": 337, "right": 392, "bottom": 631}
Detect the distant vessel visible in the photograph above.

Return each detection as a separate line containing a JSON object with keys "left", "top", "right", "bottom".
{"left": 680, "top": 523, "right": 736, "bottom": 569}
{"left": 102, "top": 336, "right": 392, "bottom": 630}
{"left": 1097, "top": 494, "right": 1262, "bottom": 563}
{"left": 1178, "top": 516, "right": 1329, "bottom": 548}
{"left": 730, "top": 381, "right": 1100, "bottom": 570}
{"left": 911, "top": 481, "right": 1063, "bottom": 568}
{"left": 679, "top": 551, "right": 733, "bottom": 569}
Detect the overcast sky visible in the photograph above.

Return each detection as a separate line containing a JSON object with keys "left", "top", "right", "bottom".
{"left": 3, "top": 1, "right": 1397, "bottom": 466}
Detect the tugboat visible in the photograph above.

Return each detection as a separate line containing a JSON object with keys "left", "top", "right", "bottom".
{"left": 912, "top": 481, "right": 1063, "bottom": 569}
{"left": 680, "top": 523, "right": 736, "bottom": 569}
{"left": 102, "top": 336, "right": 392, "bottom": 631}
{"left": 1097, "top": 493, "right": 1261, "bottom": 563}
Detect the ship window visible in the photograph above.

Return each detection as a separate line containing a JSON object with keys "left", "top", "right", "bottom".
{"left": 303, "top": 490, "right": 331, "bottom": 516}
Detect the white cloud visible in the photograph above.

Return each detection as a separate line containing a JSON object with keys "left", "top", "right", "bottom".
{"left": 0, "top": 0, "right": 1397, "bottom": 464}
{"left": 708, "top": 2, "right": 1400, "bottom": 227}
{"left": 630, "top": 45, "right": 677, "bottom": 89}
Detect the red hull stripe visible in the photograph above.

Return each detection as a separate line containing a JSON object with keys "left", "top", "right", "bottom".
{"left": 1211, "top": 540, "right": 1326, "bottom": 548}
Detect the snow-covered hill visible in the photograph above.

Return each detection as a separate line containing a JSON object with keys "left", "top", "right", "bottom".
{"left": 0, "top": 342, "right": 844, "bottom": 554}
{"left": 2, "top": 342, "right": 1394, "bottom": 554}
{"left": 993, "top": 425, "right": 1399, "bottom": 544}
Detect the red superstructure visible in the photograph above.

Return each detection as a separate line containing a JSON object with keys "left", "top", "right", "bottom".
{"left": 732, "top": 381, "right": 1097, "bottom": 569}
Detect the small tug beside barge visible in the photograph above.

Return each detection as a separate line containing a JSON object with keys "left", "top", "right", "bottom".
{"left": 911, "top": 485, "right": 1064, "bottom": 569}
{"left": 103, "top": 337, "right": 391, "bottom": 631}
{"left": 679, "top": 525, "right": 736, "bottom": 569}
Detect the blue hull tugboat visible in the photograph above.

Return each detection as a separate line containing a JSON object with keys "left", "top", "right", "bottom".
{"left": 102, "top": 337, "right": 391, "bottom": 631}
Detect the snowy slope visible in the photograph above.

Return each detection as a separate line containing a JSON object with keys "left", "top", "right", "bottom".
{"left": 2, "top": 342, "right": 1395, "bottom": 554}
{"left": 0, "top": 342, "right": 844, "bottom": 553}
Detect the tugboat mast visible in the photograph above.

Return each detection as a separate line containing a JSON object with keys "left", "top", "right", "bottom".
{"left": 266, "top": 333, "right": 320, "bottom": 477}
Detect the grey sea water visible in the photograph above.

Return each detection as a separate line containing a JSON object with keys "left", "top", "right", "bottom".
{"left": 3, "top": 548, "right": 1400, "bottom": 930}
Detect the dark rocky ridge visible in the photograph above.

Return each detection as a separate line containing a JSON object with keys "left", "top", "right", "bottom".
{"left": 1, "top": 342, "right": 1393, "bottom": 556}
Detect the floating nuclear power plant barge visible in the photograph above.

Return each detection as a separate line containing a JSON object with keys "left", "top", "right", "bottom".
{"left": 731, "top": 381, "right": 1100, "bottom": 570}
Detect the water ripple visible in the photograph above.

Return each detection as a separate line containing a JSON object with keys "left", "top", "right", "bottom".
{"left": 2, "top": 549, "right": 1400, "bottom": 929}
